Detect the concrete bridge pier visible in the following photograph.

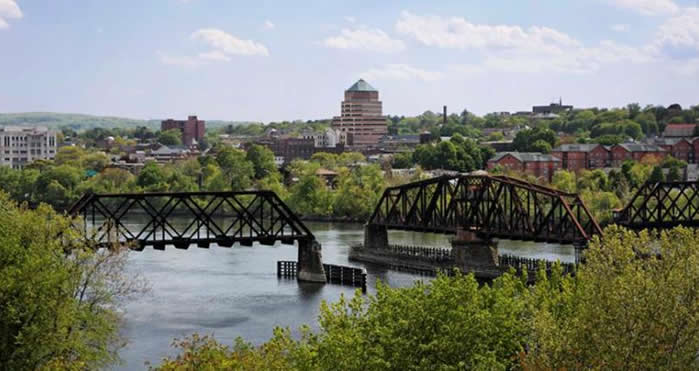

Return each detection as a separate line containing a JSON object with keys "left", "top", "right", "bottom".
{"left": 297, "top": 238, "right": 327, "bottom": 283}
{"left": 364, "top": 224, "right": 388, "bottom": 249}
{"left": 451, "top": 229, "right": 499, "bottom": 271}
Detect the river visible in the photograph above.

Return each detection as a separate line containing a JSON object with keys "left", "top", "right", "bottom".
{"left": 117, "top": 221, "right": 574, "bottom": 370}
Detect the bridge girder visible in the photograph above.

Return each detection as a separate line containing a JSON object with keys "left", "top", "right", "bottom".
{"left": 369, "top": 175, "right": 602, "bottom": 244}
{"left": 614, "top": 181, "right": 699, "bottom": 230}
{"left": 69, "top": 190, "right": 314, "bottom": 249}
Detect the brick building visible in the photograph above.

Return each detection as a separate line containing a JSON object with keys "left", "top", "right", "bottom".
{"left": 609, "top": 144, "right": 666, "bottom": 167}
{"left": 161, "top": 115, "right": 206, "bottom": 146}
{"left": 487, "top": 152, "right": 561, "bottom": 180}
{"left": 332, "top": 79, "right": 388, "bottom": 147}
{"left": 654, "top": 138, "right": 695, "bottom": 163}
{"left": 551, "top": 144, "right": 610, "bottom": 171}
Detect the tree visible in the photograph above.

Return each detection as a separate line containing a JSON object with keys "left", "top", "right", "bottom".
{"left": 158, "top": 129, "right": 183, "bottom": 146}
{"left": 530, "top": 139, "right": 552, "bottom": 153}
{"left": 649, "top": 165, "right": 665, "bottom": 183}
{"left": 391, "top": 152, "right": 413, "bottom": 169}
{"left": 551, "top": 170, "right": 576, "bottom": 192}
{"left": 0, "top": 193, "right": 146, "bottom": 369}
{"left": 34, "top": 164, "right": 84, "bottom": 209}
{"left": 54, "top": 146, "right": 86, "bottom": 166}
{"left": 137, "top": 161, "right": 169, "bottom": 191}
{"left": 513, "top": 127, "right": 556, "bottom": 152}
{"left": 523, "top": 226, "right": 699, "bottom": 370}
{"left": 333, "top": 165, "right": 385, "bottom": 219}
{"left": 667, "top": 166, "right": 682, "bottom": 182}
{"left": 245, "top": 144, "right": 277, "bottom": 179}
{"left": 215, "top": 147, "right": 254, "bottom": 191}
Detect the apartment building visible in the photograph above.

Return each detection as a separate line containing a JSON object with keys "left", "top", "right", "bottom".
{"left": 0, "top": 126, "right": 57, "bottom": 169}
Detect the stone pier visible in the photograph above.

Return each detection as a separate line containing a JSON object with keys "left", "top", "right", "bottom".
{"left": 297, "top": 239, "right": 326, "bottom": 283}
{"left": 451, "top": 229, "right": 500, "bottom": 277}
{"left": 364, "top": 224, "right": 388, "bottom": 249}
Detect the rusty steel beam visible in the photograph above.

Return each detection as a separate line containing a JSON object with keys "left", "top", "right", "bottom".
{"left": 369, "top": 174, "right": 602, "bottom": 244}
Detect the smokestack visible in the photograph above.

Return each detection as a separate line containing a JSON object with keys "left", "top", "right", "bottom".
{"left": 443, "top": 105, "right": 447, "bottom": 124}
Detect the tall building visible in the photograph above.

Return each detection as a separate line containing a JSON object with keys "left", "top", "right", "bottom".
{"left": 161, "top": 115, "right": 206, "bottom": 146}
{"left": 0, "top": 126, "right": 57, "bottom": 169}
{"left": 332, "top": 79, "right": 388, "bottom": 147}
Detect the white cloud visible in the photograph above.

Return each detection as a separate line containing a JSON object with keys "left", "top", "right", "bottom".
{"left": 607, "top": 0, "right": 678, "bottom": 16}
{"left": 263, "top": 20, "right": 275, "bottom": 30}
{"left": 362, "top": 64, "right": 443, "bottom": 81}
{"left": 0, "top": 0, "right": 22, "bottom": 30}
{"left": 191, "top": 28, "right": 269, "bottom": 56}
{"left": 160, "top": 28, "right": 268, "bottom": 67}
{"left": 611, "top": 24, "right": 630, "bottom": 32}
{"left": 394, "top": 11, "right": 659, "bottom": 74}
{"left": 395, "top": 11, "right": 580, "bottom": 52}
{"left": 198, "top": 50, "right": 231, "bottom": 62}
{"left": 344, "top": 16, "right": 356, "bottom": 23}
{"left": 653, "top": 7, "right": 699, "bottom": 51}
{"left": 324, "top": 27, "right": 405, "bottom": 53}
{"left": 158, "top": 52, "right": 205, "bottom": 68}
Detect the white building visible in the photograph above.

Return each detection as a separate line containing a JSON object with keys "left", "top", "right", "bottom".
{"left": 302, "top": 128, "right": 343, "bottom": 148}
{"left": 0, "top": 126, "right": 57, "bottom": 169}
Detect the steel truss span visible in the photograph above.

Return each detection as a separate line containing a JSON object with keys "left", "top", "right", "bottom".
{"left": 68, "top": 190, "right": 314, "bottom": 250}
{"left": 614, "top": 181, "right": 699, "bottom": 230}
{"left": 369, "top": 175, "right": 602, "bottom": 244}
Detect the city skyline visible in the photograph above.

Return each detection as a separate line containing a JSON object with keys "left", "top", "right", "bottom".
{"left": 1, "top": 0, "right": 698, "bottom": 122}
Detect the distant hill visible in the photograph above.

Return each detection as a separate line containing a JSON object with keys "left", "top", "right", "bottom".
{"left": 0, "top": 112, "right": 256, "bottom": 131}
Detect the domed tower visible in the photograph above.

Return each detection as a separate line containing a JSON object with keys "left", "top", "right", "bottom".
{"left": 331, "top": 79, "right": 388, "bottom": 147}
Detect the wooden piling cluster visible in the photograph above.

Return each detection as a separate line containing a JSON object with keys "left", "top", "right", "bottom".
{"left": 382, "top": 244, "right": 452, "bottom": 262}
{"left": 499, "top": 254, "right": 575, "bottom": 275}
{"left": 277, "top": 261, "right": 367, "bottom": 293}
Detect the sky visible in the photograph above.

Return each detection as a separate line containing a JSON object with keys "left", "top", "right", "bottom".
{"left": 0, "top": 0, "right": 698, "bottom": 122}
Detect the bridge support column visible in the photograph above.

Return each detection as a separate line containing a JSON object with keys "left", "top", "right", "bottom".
{"left": 364, "top": 224, "right": 388, "bottom": 249}
{"left": 297, "top": 239, "right": 326, "bottom": 283}
{"left": 451, "top": 229, "right": 498, "bottom": 270}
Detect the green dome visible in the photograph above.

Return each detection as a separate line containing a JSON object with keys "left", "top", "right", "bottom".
{"left": 347, "top": 79, "right": 377, "bottom": 92}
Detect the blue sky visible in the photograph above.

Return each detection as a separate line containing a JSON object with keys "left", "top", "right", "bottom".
{"left": 0, "top": 0, "right": 698, "bottom": 122}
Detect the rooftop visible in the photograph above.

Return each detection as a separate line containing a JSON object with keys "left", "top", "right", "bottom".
{"left": 347, "top": 79, "right": 377, "bottom": 92}
{"left": 553, "top": 143, "right": 604, "bottom": 152}
{"left": 617, "top": 144, "right": 666, "bottom": 152}
{"left": 490, "top": 152, "right": 561, "bottom": 163}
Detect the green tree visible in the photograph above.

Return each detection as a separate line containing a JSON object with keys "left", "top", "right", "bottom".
{"left": 523, "top": 226, "right": 699, "bottom": 370}
{"left": 333, "top": 165, "right": 385, "bottom": 219}
{"left": 530, "top": 139, "right": 552, "bottom": 153}
{"left": 34, "top": 164, "right": 84, "bottom": 209}
{"left": 137, "top": 161, "right": 169, "bottom": 191}
{"left": 245, "top": 144, "right": 277, "bottom": 179}
{"left": 513, "top": 127, "right": 556, "bottom": 152}
{"left": 649, "top": 165, "right": 665, "bottom": 183}
{"left": 215, "top": 147, "right": 254, "bottom": 190}
{"left": 158, "top": 129, "right": 183, "bottom": 146}
{"left": 551, "top": 170, "right": 576, "bottom": 192}
{"left": 667, "top": 166, "right": 682, "bottom": 182}
{"left": 0, "top": 193, "right": 146, "bottom": 369}
{"left": 391, "top": 152, "right": 413, "bottom": 169}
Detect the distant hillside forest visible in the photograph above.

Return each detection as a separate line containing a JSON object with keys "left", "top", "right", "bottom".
{"left": 0, "top": 112, "right": 256, "bottom": 131}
